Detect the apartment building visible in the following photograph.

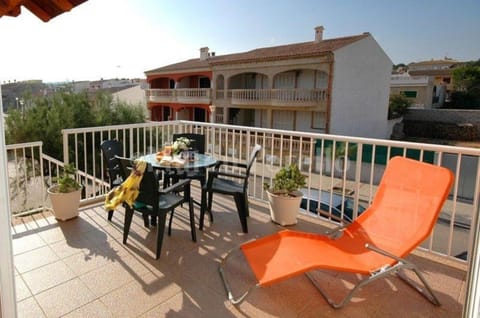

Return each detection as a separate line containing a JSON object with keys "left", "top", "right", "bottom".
{"left": 390, "top": 73, "right": 434, "bottom": 108}
{"left": 407, "top": 58, "right": 461, "bottom": 107}
{"left": 145, "top": 26, "right": 392, "bottom": 138}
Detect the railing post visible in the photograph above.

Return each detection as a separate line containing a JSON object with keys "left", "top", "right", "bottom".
{"left": 463, "top": 159, "right": 480, "bottom": 318}
{"left": 40, "top": 142, "right": 46, "bottom": 211}
{"left": 129, "top": 127, "right": 134, "bottom": 157}
{"left": 353, "top": 143, "right": 363, "bottom": 218}
{"left": 0, "top": 84, "right": 18, "bottom": 318}
{"left": 62, "top": 129, "right": 69, "bottom": 164}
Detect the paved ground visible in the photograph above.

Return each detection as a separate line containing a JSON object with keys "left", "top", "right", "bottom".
{"left": 9, "top": 187, "right": 466, "bottom": 318}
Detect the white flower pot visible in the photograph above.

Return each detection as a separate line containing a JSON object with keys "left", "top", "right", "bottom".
{"left": 47, "top": 185, "right": 82, "bottom": 221}
{"left": 267, "top": 190, "right": 303, "bottom": 226}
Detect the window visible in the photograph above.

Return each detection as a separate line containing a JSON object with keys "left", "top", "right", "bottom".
{"left": 315, "top": 71, "right": 328, "bottom": 89}
{"left": 401, "top": 91, "right": 417, "bottom": 98}
{"left": 311, "top": 111, "right": 326, "bottom": 130}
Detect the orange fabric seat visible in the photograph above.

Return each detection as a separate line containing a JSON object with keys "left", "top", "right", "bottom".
{"left": 220, "top": 156, "right": 454, "bottom": 308}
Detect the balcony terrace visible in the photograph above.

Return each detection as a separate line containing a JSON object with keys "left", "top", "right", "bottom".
{"left": 11, "top": 187, "right": 466, "bottom": 317}
{"left": 5, "top": 120, "right": 480, "bottom": 317}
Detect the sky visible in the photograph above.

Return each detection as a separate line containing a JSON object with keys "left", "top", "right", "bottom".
{"left": 1, "top": 0, "right": 479, "bottom": 83}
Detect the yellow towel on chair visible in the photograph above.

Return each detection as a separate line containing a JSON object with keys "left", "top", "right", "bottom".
{"left": 104, "top": 159, "right": 147, "bottom": 211}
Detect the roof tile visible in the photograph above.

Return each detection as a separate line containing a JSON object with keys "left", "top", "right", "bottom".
{"left": 146, "top": 33, "right": 369, "bottom": 74}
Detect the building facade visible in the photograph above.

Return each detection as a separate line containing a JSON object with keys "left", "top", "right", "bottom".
{"left": 390, "top": 74, "right": 434, "bottom": 108}
{"left": 407, "top": 58, "right": 461, "bottom": 107}
{"left": 145, "top": 26, "right": 392, "bottom": 138}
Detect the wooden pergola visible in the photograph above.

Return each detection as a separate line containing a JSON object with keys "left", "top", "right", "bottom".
{"left": 0, "top": 0, "right": 87, "bottom": 22}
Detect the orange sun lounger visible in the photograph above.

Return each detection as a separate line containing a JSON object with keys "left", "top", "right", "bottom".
{"left": 219, "top": 156, "right": 454, "bottom": 308}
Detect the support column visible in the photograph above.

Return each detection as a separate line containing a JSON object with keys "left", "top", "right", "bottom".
{"left": 223, "top": 107, "right": 229, "bottom": 124}
{"left": 209, "top": 105, "right": 216, "bottom": 123}
{"left": 267, "top": 109, "right": 273, "bottom": 128}
{"left": 0, "top": 85, "right": 18, "bottom": 318}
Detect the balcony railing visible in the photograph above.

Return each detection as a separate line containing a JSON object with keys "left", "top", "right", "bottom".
{"left": 7, "top": 120, "right": 479, "bottom": 266}
{"left": 6, "top": 141, "right": 107, "bottom": 215}
{"left": 20, "top": 120, "right": 468, "bottom": 262}
{"left": 6, "top": 120, "right": 480, "bottom": 315}
{"left": 146, "top": 88, "right": 211, "bottom": 104}
{"left": 231, "top": 88, "right": 327, "bottom": 108}
{"left": 146, "top": 88, "right": 327, "bottom": 109}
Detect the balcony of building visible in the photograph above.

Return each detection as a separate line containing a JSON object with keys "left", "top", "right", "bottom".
{"left": 228, "top": 88, "right": 328, "bottom": 109}
{"left": 5, "top": 120, "right": 480, "bottom": 317}
{"left": 146, "top": 88, "right": 212, "bottom": 105}
{"left": 146, "top": 88, "right": 328, "bottom": 110}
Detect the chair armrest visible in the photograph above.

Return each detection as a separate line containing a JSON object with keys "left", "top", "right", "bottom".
{"left": 159, "top": 179, "right": 191, "bottom": 194}
{"left": 317, "top": 209, "right": 351, "bottom": 239}
{"left": 365, "top": 243, "right": 404, "bottom": 263}
{"left": 209, "top": 170, "right": 248, "bottom": 180}
{"left": 214, "top": 160, "right": 248, "bottom": 171}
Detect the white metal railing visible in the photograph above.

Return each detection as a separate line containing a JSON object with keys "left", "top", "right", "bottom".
{"left": 61, "top": 120, "right": 480, "bottom": 264}
{"left": 7, "top": 120, "right": 477, "bottom": 314}
{"left": 6, "top": 142, "right": 45, "bottom": 215}
{"left": 6, "top": 142, "right": 106, "bottom": 215}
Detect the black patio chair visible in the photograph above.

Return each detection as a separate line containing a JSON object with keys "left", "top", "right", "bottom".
{"left": 118, "top": 157, "right": 196, "bottom": 259}
{"left": 200, "top": 144, "right": 262, "bottom": 233}
{"left": 100, "top": 139, "right": 124, "bottom": 221}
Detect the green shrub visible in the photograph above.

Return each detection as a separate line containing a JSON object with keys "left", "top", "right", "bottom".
{"left": 389, "top": 94, "right": 410, "bottom": 119}
{"left": 53, "top": 164, "right": 82, "bottom": 193}
{"left": 264, "top": 164, "right": 306, "bottom": 195}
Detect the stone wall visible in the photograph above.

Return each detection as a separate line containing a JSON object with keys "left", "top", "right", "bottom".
{"left": 403, "top": 109, "right": 480, "bottom": 140}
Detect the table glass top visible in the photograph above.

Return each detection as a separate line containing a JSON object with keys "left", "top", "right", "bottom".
{"left": 141, "top": 153, "right": 217, "bottom": 169}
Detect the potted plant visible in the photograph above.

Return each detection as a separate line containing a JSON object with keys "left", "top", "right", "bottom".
{"left": 264, "top": 164, "right": 306, "bottom": 226}
{"left": 47, "top": 163, "right": 82, "bottom": 221}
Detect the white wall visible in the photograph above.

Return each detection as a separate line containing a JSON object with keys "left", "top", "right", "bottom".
{"left": 113, "top": 85, "right": 147, "bottom": 117}
{"left": 330, "top": 35, "right": 392, "bottom": 138}
{"left": 272, "top": 110, "right": 294, "bottom": 130}
{"left": 0, "top": 85, "right": 17, "bottom": 317}
{"left": 113, "top": 85, "right": 145, "bottom": 106}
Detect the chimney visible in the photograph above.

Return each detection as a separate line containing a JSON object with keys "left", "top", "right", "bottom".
{"left": 314, "top": 26, "right": 324, "bottom": 43}
{"left": 200, "top": 47, "right": 209, "bottom": 60}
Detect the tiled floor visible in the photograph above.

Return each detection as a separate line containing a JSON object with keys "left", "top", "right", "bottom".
{"left": 11, "top": 190, "right": 466, "bottom": 317}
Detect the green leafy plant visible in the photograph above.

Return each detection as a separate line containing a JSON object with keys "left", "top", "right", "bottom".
{"left": 53, "top": 163, "right": 82, "bottom": 193}
{"left": 388, "top": 94, "right": 410, "bottom": 119}
{"left": 264, "top": 164, "right": 306, "bottom": 196}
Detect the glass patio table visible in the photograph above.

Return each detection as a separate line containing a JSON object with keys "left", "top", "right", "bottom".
{"left": 141, "top": 153, "right": 217, "bottom": 172}
{"left": 141, "top": 153, "right": 217, "bottom": 208}
{"left": 142, "top": 153, "right": 217, "bottom": 191}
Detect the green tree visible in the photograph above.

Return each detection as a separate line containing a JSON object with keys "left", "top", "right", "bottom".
{"left": 5, "top": 89, "right": 145, "bottom": 159}
{"left": 453, "top": 59, "right": 480, "bottom": 92}
{"left": 451, "top": 59, "right": 480, "bottom": 108}
{"left": 388, "top": 94, "right": 410, "bottom": 119}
